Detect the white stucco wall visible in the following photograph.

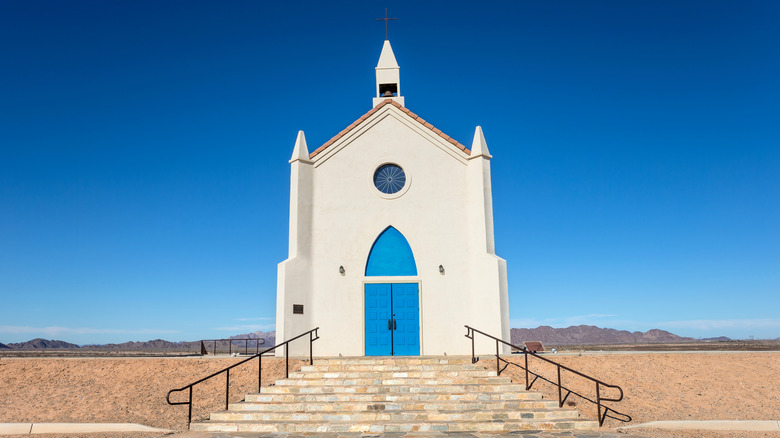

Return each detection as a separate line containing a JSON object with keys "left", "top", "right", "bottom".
{"left": 277, "top": 104, "right": 509, "bottom": 357}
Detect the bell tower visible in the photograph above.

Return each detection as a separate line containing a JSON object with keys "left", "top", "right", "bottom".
{"left": 373, "top": 40, "right": 404, "bottom": 107}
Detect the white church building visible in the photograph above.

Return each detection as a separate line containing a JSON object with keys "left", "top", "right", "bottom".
{"left": 276, "top": 40, "right": 509, "bottom": 356}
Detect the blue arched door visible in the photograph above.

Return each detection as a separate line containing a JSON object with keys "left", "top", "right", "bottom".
{"left": 364, "top": 227, "right": 420, "bottom": 356}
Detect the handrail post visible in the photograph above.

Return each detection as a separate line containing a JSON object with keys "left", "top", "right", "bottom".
{"left": 309, "top": 331, "right": 313, "bottom": 364}
{"left": 285, "top": 343, "right": 289, "bottom": 378}
{"left": 229, "top": 340, "right": 232, "bottom": 356}
{"left": 213, "top": 340, "right": 216, "bottom": 356}
{"left": 245, "top": 339, "right": 248, "bottom": 355}
{"left": 596, "top": 382, "right": 602, "bottom": 426}
{"left": 187, "top": 386, "right": 193, "bottom": 427}
{"left": 258, "top": 355, "right": 262, "bottom": 392}
{"left": 524, "top": 349, "right": 529, "bottom": 390}
{"left": 557, "top": 365, "right": 562, "bottom": 407}
{"left": 470, "top": 328, "right": 475, "bottom": 363}
{"left": 495, "top": 339, "right": 500, "bottom": 375}
{"left": 225, "top": 369, "right": 230, "bottom": 410}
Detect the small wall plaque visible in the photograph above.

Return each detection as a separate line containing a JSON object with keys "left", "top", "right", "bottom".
{"left": 293, "top": 304, "right": 304, "bottom": 314}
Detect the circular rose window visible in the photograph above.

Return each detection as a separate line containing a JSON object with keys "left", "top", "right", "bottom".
{"left": 373, "top": 164, "right": 406, "bottom": 194}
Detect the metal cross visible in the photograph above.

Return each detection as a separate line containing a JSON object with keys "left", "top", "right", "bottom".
{"left": 376, "top": 8, "right": 397, "bottom": 40}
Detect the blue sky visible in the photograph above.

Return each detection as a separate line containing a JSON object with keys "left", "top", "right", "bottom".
{"left": 1, "top": 1, "right": 778, "bottom": 344}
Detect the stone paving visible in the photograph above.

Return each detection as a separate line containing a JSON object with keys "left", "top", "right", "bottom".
{"left": 177, "top": 431, "right": 647, "bottom": 438}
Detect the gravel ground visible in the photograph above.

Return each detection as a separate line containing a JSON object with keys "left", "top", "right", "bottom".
{"left": 1, "top": 353, "right": 778, "bottom": 438}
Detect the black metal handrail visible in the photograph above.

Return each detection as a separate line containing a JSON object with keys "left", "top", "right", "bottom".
{"left": 198, "top": 338, "right": 266, "bottom": 356}
{"left": 167, "top": 327, "right": 319, "bottom": 427}
{"left": 465, "top": 325, "right": 631, "bottom": 426}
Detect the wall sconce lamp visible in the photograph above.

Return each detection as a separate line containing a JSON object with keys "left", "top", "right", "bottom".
{"left": 438, "top": 265, "right": 445, "bottom": 275}
{"left": 339, "top": 266, "right": 345, "bottom": 276}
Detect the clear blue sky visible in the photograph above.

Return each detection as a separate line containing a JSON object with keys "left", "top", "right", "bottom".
{"left": 2, "top": 1, "right": 778, "bottom": 344}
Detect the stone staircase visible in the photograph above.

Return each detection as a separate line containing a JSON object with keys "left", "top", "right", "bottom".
{"left": 190, "top": 356, "right": 598, "bottom": 433}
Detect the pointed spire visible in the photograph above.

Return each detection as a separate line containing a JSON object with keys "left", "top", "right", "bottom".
{"left": 469, "top": 126, "right": 492, "bottom": 159}
{"left": 376, "top": 40, "right": 399, "bottom": 69}
{"left": 290, "top": 130, "right": 312, "bottom": 163}
{"left": 374, "top": 40, "right": 404, "bottom": 107}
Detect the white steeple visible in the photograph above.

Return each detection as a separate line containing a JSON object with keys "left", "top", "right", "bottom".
{"left": 373, "top": 40, "right": 404, "bottom": 107}
{"left": 468, "top": 126, "right": 492, "bottom": 159}
{"left": 290, "top": 130, "right": 312, "bottom": 164}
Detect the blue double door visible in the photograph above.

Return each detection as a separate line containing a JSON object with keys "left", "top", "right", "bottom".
{"left": 364, "top": 283, "right": 420, "bottom": 356}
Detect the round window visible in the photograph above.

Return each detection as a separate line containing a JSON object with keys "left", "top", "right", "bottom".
{"left": 373, "top": 164, "right": 406, "bottom": 194}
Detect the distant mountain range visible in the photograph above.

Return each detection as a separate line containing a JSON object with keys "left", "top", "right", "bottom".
{"left": 6, "top": 338, "right": 81, "bottom": 349}
{"left": 81, "top": 339, "right": 202, "bottom": 351}
{"left": 511, "top": 325, "right": 697, "bottom": 345}
{"left": 2, "top": 326, "right": 767, "bottom": 350}
{"left": 2, "top": 330, "right": 277, "bottom": 351}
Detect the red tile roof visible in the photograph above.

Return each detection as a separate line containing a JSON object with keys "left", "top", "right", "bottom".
{"left": 309, "top": 99, "right": 470, "bottom": 159}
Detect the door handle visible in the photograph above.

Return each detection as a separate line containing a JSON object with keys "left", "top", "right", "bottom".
{"left": 393, "top": 319, "right": 397, "bottom": 330}
{"left": 388, "top": 319, "right": 393, "bottom": 330}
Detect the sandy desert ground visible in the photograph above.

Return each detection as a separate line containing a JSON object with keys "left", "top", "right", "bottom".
{"left": 1, "top": 352, "right": 779, "bottom": 438}
{"left": 483, "top": 351, "right": 780, "bottom": 438}
{"left": 0, "top": 355, "right": 302, "bottom": 438}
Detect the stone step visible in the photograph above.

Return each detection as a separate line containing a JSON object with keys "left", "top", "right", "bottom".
{"left": 288, "top": 370, "right": 497, "bottom": 379}
{"left": 191, "top": 355, "right": 600, "bottom": 433}
{"left": 190, "top": 418, "right": 599, "bottom": 433}
{"left": 300, "top": 364, "right": 487, "bottom": 372}
{"left": 210, "top": 407, "right": 581, "bottom": 422}
{"left": 245, "top": 390, "right": 544, "bottom": 403}
{"left": 311, "top": 357, "right": 472, "bottom": 366}
{"left": 260, "top": 382, "right": 524, "bottom": 394}
{"left": 272, "top": 376, "right": 512, "bottom": 386}
{"left": 228, "top": 399, "right": 560, "bottom": 412}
